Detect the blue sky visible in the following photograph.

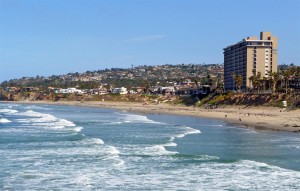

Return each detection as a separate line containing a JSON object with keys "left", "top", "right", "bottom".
{"left": 0, "top": 0, "right": 299, "bottom": 82}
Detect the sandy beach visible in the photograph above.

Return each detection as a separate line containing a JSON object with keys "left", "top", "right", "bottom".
{"left": 2, "top": 100, "right": 300, "bottom": 132}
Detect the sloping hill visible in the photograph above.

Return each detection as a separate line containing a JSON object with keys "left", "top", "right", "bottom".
{"left": 201, "top": 93, "right": 300, "bottom": 108}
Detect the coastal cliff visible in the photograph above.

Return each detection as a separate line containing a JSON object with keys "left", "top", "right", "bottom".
{"left": 203, "top": 93, "right": 300, "bottom": 108}
{"left": 1, "top": 90, "right": 299, "bottom": 109}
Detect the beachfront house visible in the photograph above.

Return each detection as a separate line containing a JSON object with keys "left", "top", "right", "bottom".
{"left": 55, "top": 88, "right": 83, "bottom": 94}
{"left": 112, "top": 87, "right": 128, "bottom": 94}
{"left": 158, "top": 86, "right": 175, "bottom": 95}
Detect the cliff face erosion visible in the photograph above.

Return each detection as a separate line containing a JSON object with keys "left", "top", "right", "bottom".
{"left": 1, "top": 90, "right": 299, "bottom": 109}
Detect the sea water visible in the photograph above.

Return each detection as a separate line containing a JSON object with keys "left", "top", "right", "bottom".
{"left": 0, "top": 103, "right": 300, "bottom": 190}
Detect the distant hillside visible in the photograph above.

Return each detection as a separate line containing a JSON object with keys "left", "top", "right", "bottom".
{"left": 0, "top": 63, "right": 224, "bottom": 89}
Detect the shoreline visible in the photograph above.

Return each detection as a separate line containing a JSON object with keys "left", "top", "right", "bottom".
{"left": 1, "top": 100, "right": 300, "bottom": 132}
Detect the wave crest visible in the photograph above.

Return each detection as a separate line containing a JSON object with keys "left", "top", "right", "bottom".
{"left": 0, "top": 118, "right": 12, "bottom": 123}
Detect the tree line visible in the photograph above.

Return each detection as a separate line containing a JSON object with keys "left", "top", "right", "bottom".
{"left": 231, "top": 66, "right": 300, "bottom": 93}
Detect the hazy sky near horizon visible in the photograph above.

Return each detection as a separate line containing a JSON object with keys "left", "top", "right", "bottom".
{"left": 0, "top": 0, "right": 300, "bottom": 82}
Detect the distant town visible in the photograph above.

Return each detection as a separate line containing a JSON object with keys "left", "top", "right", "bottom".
{"left": 0, "top": 62, "right": 299, "bottom": 101}
{"left": 0, "top": 63, "right": 223, "bottom": 98}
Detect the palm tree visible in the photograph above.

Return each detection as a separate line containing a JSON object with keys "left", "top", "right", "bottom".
{"left": 251, "top": 72, "right": 262, "bottom": 93}
{"left": 231, "top": 72, "right": 243, "bottom": 91}
{"left": 283, "top": 70, "right": 291, "bottom": 93}
{"left": 269, "top": 72, "right": 280, "bottom": 93}
{"left": 231, "top": 72, "right": 237, "bottom": 90}
{"left": 248, "top": 70, "right": 257, "bottom": 90}
{"left": 236, "top": 75, "right": 243, "bottom": 91}
{"left": 262, "top": 77, "right": 267, "bottom": 92}
{"left": 248, "top": 75, "right": 255, "bottom": 90}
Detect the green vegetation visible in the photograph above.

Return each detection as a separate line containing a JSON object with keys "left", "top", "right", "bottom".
{"left": 0, "top": 63, "right": 224, "bottom": 90}
{"left": 248, "top": 65, "right": 300, "bottom": 93}
{"left": 231, "top": 72, "right": 243, "bottom": 91}
{"left": 197, "top": 92, "right": 300, "bottom": 109}
{"left": 1, "top": 63, "right": 299, "bottom": 110}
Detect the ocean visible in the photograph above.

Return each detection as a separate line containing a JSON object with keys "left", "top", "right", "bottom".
{"left": 0, "top": 103, "right": 300, "bottom": 190}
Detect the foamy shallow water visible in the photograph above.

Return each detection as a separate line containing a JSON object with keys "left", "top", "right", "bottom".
{"left": 0, "top": 103, "right": 300, "bottom": 190}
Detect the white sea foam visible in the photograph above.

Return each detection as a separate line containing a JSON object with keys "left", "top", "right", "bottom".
{"left": 187, "top": 129, "right": 201, "bottom": 134}
{"left": 142, "top": 145, "right": 178, "bottom": 156}
{"left": 175, "top": 133, "right": 185, "bottom": 138}
{"left": 20, "top": 110, "right": 57, "bottom": 123}
{"left": 55, "top": 119, "right": 76, "bottom": 127}
{"left": 51, "top": 125, "right": 65, "bottom": 129}
{"left": 194, "top": 155, "right": 220, "bottom": 161}
{"left": 184, "top": 126, "right": 201, "bottom": 134}
{"left": 163, "top": 142, "right": 177, "bottom": 147}
{"left": 0, "top": 127, "right": 39, "bottom": 134}
{"left": 0, "top": 118, "right": 12, "bottom": 123}
{"left": 16, "top": 119, "right": 29, "bottom": 122}
{"left": 71, "top": 175, "right": 93, "bottom": 187}
{"left": 0, "top": 109, "right": 18, "bottom": 114}
{"left": 2, "top": 143, "right": 300, "bottom": 190}
{"left": 2, "top": 105, "right": 300, "bottom": 190}
{"left": 3, "top": 160, "right": 299, "bottom": 190}
{"left": 199, "top": 160, "right": 300, "bottom": 190}
{"left": 119, "top": 113, "right": 162, "bottom": 124}
{"left": 79, "top": 138, "right": 105, "bottom": 146}
{"left": 106, "top": 146, "right": 121, "bottom": 155}
{"left": 103, "top": 112, "right": 163, "bottom": 125}
{"left": 90, "top": 138, "right": 105, "bottom": 145}
{"left": 115, "top": 159, "right": 125, "bottom": 166}
{"left": 174, "top": 126, "right": 201, "bottom": 139}
{"left": 169, "top": 137, "right": 175, "bottom": 142}
{"left": 73, "top": 127, "right": 83, "bottom": 132}
{"left": 16, "top": 110, "right": 79, "bottom": 132}
{"left": 101, "top": 146, "right": 123, "bottom": 162}
{"left": 25, "top": 105, "right": 51, "bottom": 110}
{"left": 100, "top": 146, "right": 125, "bottom": 165}
{"left": 105, "top": 121, "right": 123, "bottom": 125}
{"left": 199, "top": 124, "right": 224, "bottom": 127}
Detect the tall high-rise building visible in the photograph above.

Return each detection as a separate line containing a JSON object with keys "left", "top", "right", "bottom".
{"left": 223, "top": 32, "right": 278, "bottom": 90}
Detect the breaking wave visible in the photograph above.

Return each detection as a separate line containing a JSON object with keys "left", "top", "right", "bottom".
{"left": 0, "top": 109, "right": 18, "bottom": 114}
{"left": 119, "top": 113, "right": 163, "bottom": 124}
{"left": 16, "top": 110, "right": 78, "bottom": 131}
{"left": 141, "top": 145, "right": 178, "bottom": 156}
{"left": 0, "top": 118, "right": 12, "bottom": 123}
